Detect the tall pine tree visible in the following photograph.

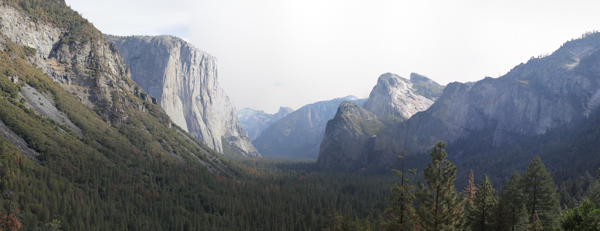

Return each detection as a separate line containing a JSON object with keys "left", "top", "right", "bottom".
{"left": 522, "top": 156, "right": 560, "bottom": 230}
{"left": 467, "top": 175, "right": 497, "bottom": 231}
{"left": 464, "top": 170, "right": 477, "bottom": 203}
{"left": 501, "top": 171, "right": 528, "bottom": 231}
{"left": 384, "top": 150, "right": 417, "bottom": 231}
{"left": 416, "top": 141, "right": 465, "bottom": 230}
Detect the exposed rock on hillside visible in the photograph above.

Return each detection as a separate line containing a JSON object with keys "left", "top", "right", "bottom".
{"left": 106, "top": 35, "right": 260, "bottom": 157}
{"left": 317, "top": 102, "right": 381, "bottom": 171}
{"left": 322, "top": 32, "right": 600, "bottom": 170}
{"left": 409, "top": 73, "right": 444, "bottom": 100}
{"left": 253, "top": 96, "right": 365, "bottom": 159}
{"left": 237, "top": 107, "right": 294, "bottom": 141}
{"left": 362, "top": 73, "right": 435, "bottom": 119}
{"left": 0, "top": 2, "right": 141, "bottom": 124}
{"left": 0, "top": 1, "right": 231, "bottom": 171}
{"left": 317, "top": 73, "right": 438, "bottom": 170}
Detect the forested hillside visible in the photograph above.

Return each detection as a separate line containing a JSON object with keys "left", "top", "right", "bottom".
{"left": 2, "top": 0, "right": 600, "bottom": 230}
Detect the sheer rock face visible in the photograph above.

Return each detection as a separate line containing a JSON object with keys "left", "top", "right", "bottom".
{"left": 317, "top": 102, "right": 381, "bottom": 171}
{"left": 317, "top": 73, "right": 437, "bottom": 170}
{"left": 0, "top": 3, "right": 141, "bottom": 124}
{"left": 237, "top": 107, "right": 294, "bottom": 141}
{"left": 253, "top": 96, "right": 366, "bottom": 159}
{"left": 320, "top": 33, "right": 600, "bottom": 170}
{"left": 372, "top": 33, "right": 600, "bottom": 168}
{"left": 363, "top": 73, "right": 434, "bottom": 119}
{"left": 106, "top": 35, "right": 260, "bottom": 157}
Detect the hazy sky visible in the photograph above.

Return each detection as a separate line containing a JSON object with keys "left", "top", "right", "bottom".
{"left": 67, "top": 0, "right": 600, "bottom": 113}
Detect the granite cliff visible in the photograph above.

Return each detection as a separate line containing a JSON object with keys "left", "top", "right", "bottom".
{"left": 0, "top": 0, "right": 231, "bottom": 173}
{"left": 320, "top": 32, "right": 600, "bottom": 170}
{"left": 0, "top": 1, "right": 141, "bottom": 124}
{"left": 363, "top": 73, "right": 436, "bottom": 119}
{"left": 253, "top": 96, "right": 366, "bottom": 159}
{"left": 237, "top": 107, "right": 294, "bottom": 141}
{"left": 106, "top": 35, "right": 260, "bottom": 157}
{"left": 317, "top": 102, "right": 382, "bottom": 171}
{"left": 317, "top": 73, "right": 440, "bottom": 169}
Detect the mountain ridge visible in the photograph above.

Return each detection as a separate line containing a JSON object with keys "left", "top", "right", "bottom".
{"left": 319, "top": 32, "right": 600, "bottom": 170}
{"left": 237, "top": 106, "right": 294, "bottom": 141}
{"left": 253, "top": 95, "right": 366, "bottom": 159}
{"left": 105, "top": 35, "right": 260, "bottom": 157}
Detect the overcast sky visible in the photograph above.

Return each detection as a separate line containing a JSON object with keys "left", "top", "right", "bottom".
{"left": 67, "top": 0, "right": 600, "bottom": 113}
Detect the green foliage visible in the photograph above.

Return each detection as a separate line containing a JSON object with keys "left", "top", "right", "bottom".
{"left": 523, "top": 156, "right": 561, "bottom": 230}
{"left": 529, "top": 211, "right": 543, "bottom": 231}
{"left": 409, "top": 73, "right": 444, "bottom": 100}
{"left": 589, "top": 181, "right": 600, "bottom": 209}
{"left": 501, "top": 171, "right": 529, "bottom": 230}
{"left": 561, "top": 199, "right": 600, "bottom": 231}
{"left": 45, "top": 219, "right": 62, "bottom": 231}
{"left": 0, "top": 39, "right": 401, "bottom": 230}
{"left": 448, "top": 107, "right": 600, "bottom": 210}
{"left": 325, "top": 211, "right": 374, "bottom": 231}
{"left": 22, "top": 46, "right": 36, "bottom": 57}
{"left": 383, "top": 152, "right": 417, "bottom": 230}
{"left": 467, "top": 175, "right": 497, "bottom": 231}
{"left": 416, "top": 141, "right": 466, "bottom": 230}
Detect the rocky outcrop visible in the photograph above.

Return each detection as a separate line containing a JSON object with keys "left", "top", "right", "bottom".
{"left": 317, "top": 102, "right": 382, "bottom": 171}
{"left": 362, "top": 73, "right": 435, "bottom": 119}
{"left": 0, "top": 2, "right": 233, "bottom": 172}
{"left": 321, "top": 32, "right": 600, "bottom": 170}
{"left": 106, "top": 35, "right": 260, "bottom": 157}
{"left": 253, "top": 96, "right": 366, "bottom": 159}
{"left": 0, "top": 2, "right": 141, "bottom": 124}
{"left": 409, "top": 73, "right": 445, "bottom": 100}
{"left": 317, "top": 73, "right": 439, "bottom": 170}
{"left": 237, "top": 107, "right": 294, "bottom": 141}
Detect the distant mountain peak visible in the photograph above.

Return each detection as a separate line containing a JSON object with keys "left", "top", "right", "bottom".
{"left": 237, "top": 106, "right": 294, "bottom": 141}
{"left": 363, "top": 73, "right": 435, "bottom": 119}
{"left": 107, "top": 35, "right": 260, "bottom": 157}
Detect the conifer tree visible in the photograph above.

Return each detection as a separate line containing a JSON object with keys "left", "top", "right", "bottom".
{"left": 384, "top": 150, "right": 417, "bottom": 230}
{"left": 501, "top": 171, "right": 528, "bottom": 231}
{"left": 587, "top": 168, "right": 600, "bottom": 208}
{"left": 493, "top": 198, "right": 511, "bottom": 231}
{"left": 416, "top": 141, "right": 465, "bottom": 230}
{"left": 528, "top": 211, "right": 543, "bottom": 231}
{"left": 522, "top": 156, "right": 560, "bottom": 230}
{"left": 464, "top": 170, "right": 477, "bottom": 203}
{"left": 467, "top": 175, "right": 497, "bottom": 231}
{"left": 561, "top": 199, "right": 600, "bottom": 230}
{"left": 517, "top": 204, "right": 531, "bottom": 231}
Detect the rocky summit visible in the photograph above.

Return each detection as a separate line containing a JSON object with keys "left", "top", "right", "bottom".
{"left": 106, "top": 35, "right": 260, "bottom": 157}
{"left": 316, "top": 101, "right": 382, "bottom": 171}
{"left": 320, "top": 33, "right": 600, "bottom": 170}
{"left": 253, "top": 96, "right": 366, "bottom": 159}
{"left": 237, "top": 107, "right": 294, "bottom": 141}
{"left": 362, "top": 72, "right": 435, "bottom": 119}
{"left": 317, "top": 73, "right": 440, "bottom": 170}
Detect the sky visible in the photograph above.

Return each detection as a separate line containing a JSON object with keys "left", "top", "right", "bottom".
{"left": 66, "top": 0, "right": 600, "bottom": 114}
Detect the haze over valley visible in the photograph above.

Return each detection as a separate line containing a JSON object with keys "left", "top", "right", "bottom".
{"left": 0, "top": 0, "right": 600, "bottom": 230}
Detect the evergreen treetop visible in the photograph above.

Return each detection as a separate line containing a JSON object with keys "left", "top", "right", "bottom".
{"left": 467, "top": 174, "right": 497, "bottom": 231}
{"left": 416, "top": 141, "right": 465, "bottom": 230}
{"left": 523, "top": 156, "right": 560, "bottom": 230}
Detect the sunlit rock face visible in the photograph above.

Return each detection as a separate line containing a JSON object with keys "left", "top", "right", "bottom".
{"left": 363, "top": 73, "right": 434, "bottom": 119}
{"left": 107, "top": 35, "right": 260, "bottom": 157}
{"left": 374, "top": 34, "right": 600, "bottom": 169}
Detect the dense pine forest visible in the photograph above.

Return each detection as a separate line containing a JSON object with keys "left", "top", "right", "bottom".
{"left": 1, "top": 0, "right": 600, "bottom": 230}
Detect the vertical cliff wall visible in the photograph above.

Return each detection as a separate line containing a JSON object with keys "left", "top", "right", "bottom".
{"left": 106, "top": 35, "right": 260, "bottom": 157}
